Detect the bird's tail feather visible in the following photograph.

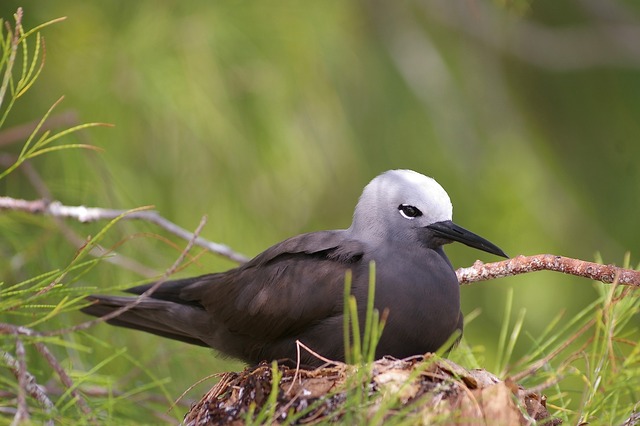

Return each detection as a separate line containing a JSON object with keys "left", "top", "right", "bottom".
{"left": 81, "top": 295, "right": 210, "bottom": 348}
{"left": 123, "top": 276, "right": 210, "bottom": 307}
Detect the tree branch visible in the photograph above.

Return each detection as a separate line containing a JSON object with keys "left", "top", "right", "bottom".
{"left": 2, "top": 346, "right": 54, "bottom": 425}
{"left": 0, "top": 196, "right": 249, "bottom": 264}
{"left": 12, "top": 338, "right": 29, "bottom": 426}
{"left": 0, "top": 157, "right": 159, "bottom": 277}
{"left": 456, "top": 254, "right": 640, "bottom": 288}
{"left": 34, "top": 343, "right": 94, "bottom": 420}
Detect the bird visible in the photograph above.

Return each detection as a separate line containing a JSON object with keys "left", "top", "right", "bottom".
{"left": 81, "top": 169, "right": 507, "bottom": 367}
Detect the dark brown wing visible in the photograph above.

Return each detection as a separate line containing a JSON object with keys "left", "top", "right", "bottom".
{"left": 124, "top": 230, "right": 366, "bottom": 343}
{"left": 182, "top": 230, "right": 365, "bottom": 340}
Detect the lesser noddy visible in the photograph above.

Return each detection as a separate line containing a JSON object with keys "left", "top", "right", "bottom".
{"left": 82, "top": 170, "right": 507, "bottom": 367}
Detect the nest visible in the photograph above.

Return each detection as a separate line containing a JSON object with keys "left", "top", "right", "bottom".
{"left": 184, "top": 355, "right": 561, "bottom": 425}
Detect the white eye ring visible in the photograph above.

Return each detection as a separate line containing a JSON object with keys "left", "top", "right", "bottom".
{"left": 398, "top": 204, "right": 423, "bottom": 220}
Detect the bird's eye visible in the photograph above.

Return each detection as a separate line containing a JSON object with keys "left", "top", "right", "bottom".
{"left": 398, "top": 204, "right": 423, "bottom": 219}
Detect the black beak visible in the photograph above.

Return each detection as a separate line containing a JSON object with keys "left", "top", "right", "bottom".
{"left": 426, "top": 220, "right": 508, "bottom": 258}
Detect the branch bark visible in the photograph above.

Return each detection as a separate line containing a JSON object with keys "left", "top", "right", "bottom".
{"left": 456, "top": 254, "right": 640, "bottom": 288}
{"left": 2, "top": 347, "right": 54, "bottom": 424}
{"left": 13, "top": 339, "right": 29, "bottom": 426}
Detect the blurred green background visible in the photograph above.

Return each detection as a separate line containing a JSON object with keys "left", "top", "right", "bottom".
{"left": 1, "top": 0, "right": 639, "bottom": 419}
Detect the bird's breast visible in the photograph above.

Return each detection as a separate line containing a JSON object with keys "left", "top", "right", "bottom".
{"left": 362, "top": 246, "right": 461, "bottom": 356}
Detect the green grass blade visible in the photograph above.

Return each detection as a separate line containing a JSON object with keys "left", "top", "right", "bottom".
{"left": 343, "top": 269, "right": 353, "bottom": 364}
{"left": 495, "top": 286, "right": 514, "bottom": 373}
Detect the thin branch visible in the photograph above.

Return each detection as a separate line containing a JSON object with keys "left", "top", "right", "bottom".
{"left": 1, "top": 337, "right": 94, "bottom": 424}
{"left": 0, "top": 196, "right": 249, "bottom": 264}
{"left": 34, "top": 342, "right": 94, "bottom": 420}
{"left": 170, "top": 373, "right": 220, "bottom": 413}
{"left": 12, "top": 339, "right": 29, "bottom": 426}
{"left": 0, "top": 159, "right": 158, "bottom": 277}
{"left": 0, "top": 348, "right": 51, "bottom": 417}
{"left": 6, "top": 157, "right": 159, "bottom": 277}
{"left": 622, "top": 411, "right": 640, "bottom": 426}
{"left": 295, "top": 339, "right": 344, "bottom": 368}
{"left": 0, "top": 324, "right": 37, "bottom": 336}
{"left": 456, "top": 254, "right": 640, "bottom": 288}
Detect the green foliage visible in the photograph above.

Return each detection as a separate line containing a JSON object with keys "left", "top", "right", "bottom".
{"left": 0, "top": 10, "right": 52, "bottom": 127}
{"left": 0, "top": 10, "right": 107, "bottom": 182}
{"left": 0, "top": 11, "right": 184, "bottom": 423}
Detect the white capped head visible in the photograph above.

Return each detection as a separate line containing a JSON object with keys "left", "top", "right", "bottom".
{"left": 348, "top": 170, "right": 453, "bottom": 244}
